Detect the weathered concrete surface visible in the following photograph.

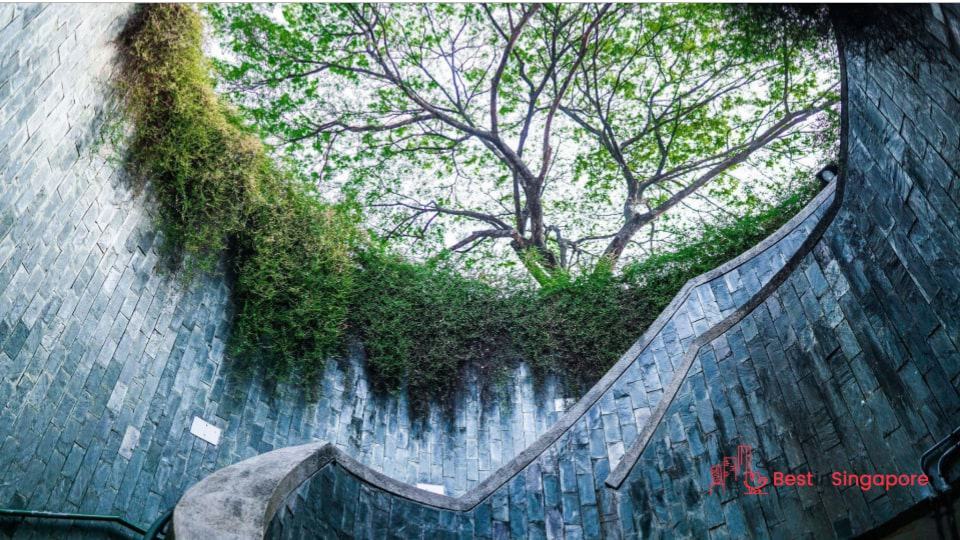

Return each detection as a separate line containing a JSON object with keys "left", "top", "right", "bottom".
{"left": 174, "top": 442, "right": 330, "bottom": 540}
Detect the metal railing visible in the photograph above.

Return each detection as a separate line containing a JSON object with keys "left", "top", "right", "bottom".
{"left": 0, "top": 506, "right": 173, "bottom": 539}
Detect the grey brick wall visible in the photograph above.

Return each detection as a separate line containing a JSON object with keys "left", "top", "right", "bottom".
{"left": 0, "top": 3, "right": 573, "bottom": 530}
{"left": 613, "top": 7, "right": 960, "bottom": 539}
{"left": 6, "top": 4, "right": 960, "bottom": 539}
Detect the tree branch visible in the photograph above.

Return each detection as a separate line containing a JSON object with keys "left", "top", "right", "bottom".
{"left": 448, "top": 228, "right": 515, "bottom": 252}
{"left": 490, "top": 5, "right": 540, "bottom": 136}
{"left": 601, "top": 98, "right": 837, "bottom": 263}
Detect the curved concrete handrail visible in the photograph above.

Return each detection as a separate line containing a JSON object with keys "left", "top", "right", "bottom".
{"left": 174, "top": 442, "right": 461, "bottom": 539}
{"left": 174, "top": 443, "right": 333, "bottom": 539}
{"left": 175, "top": 177, "right": 840, "bottom": 539}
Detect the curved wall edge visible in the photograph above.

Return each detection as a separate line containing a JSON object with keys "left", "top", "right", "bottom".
{"left": 173, "top": 175, "right": 840, "bottom": 536}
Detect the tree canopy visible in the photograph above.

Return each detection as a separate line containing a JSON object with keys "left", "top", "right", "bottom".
{"left": 117, "top": 4, "right": 840, "bottom": 402}
{"left": 207, "top": 3, "right": 838, "bottom": 284}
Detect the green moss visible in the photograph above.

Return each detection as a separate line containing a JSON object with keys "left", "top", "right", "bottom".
{"left": 117, "top": 5, "right": 822, "bottom": 404}
{"left": 347, "top": 249, "right": 512, "bottom": 397}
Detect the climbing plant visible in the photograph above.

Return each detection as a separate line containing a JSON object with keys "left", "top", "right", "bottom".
{"left": 117, "top": 5, "right": 360, "bottom": 382}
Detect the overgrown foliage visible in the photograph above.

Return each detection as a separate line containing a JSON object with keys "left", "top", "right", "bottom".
{"left": 347, "top": 250, "right": 513, "bottom": 394}
{"left": 515, "top": 179, "right": 821, "bottom": 385}
{"left": 117, "top": 5, "right": 251, "bottom": 278}
{"left": 346, "top": 181, "right": 820, "bottom": 397}
{"left": 117, "top": 5, "right": 825, "bottom": 405}
{"left": 231, "top": 184, "right": 360, "bottom": 378}
{"left": 118, "top": 5, "right": 359, "bottom": 381}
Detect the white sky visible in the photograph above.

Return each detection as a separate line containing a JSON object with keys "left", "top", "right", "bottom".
{"left": 202, "top": 6, "right": 839, "bottom": 285}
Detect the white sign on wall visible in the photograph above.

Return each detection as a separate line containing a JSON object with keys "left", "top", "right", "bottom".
{"left": 190, "top": 416, "right": 222, "bottom": 446}
{"left": 415, "top": 483, "right": 446, "bottom": 495}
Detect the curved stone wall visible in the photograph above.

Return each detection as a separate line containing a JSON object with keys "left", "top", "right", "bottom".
{"left": 4, "top": 4, "right": 959, "bottom": 539}
{"left": 613, "top": 7, "right": 960, "bottom": 538}
{"left": 180, "top": 137, "right": 838, "bottom": 538}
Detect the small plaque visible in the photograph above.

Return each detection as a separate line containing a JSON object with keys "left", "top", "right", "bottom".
{"left": 416, "top": 483, "right": 445, "bottom": 495}
{"left": 119, "top": 425, "right": 140, "bottom": 459}
{"left": 190, "top": 416, "right": 222, "bottom": 446}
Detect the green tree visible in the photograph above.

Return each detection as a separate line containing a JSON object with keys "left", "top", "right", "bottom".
{"left": 208, "top": 3, "right": 838, "bottom": 285}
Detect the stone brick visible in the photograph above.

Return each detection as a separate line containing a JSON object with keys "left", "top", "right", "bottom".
{"left": 6, "top": 5, "right": 960, "bottom": 540}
